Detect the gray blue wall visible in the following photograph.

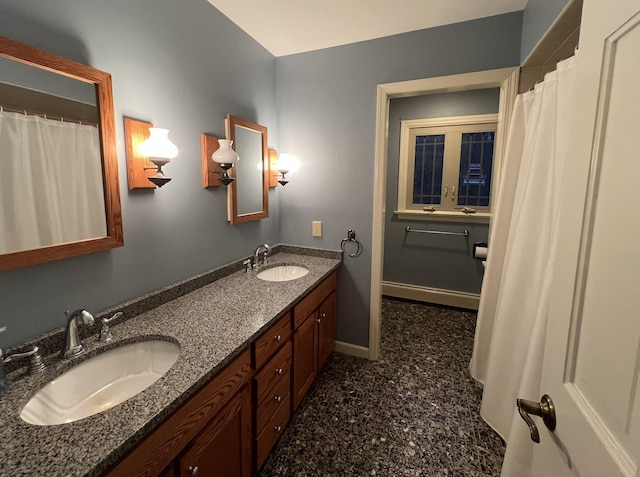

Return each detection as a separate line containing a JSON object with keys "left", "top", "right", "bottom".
{"left": 384, "top": 90, "right": 499, "bottom": 293}
{"left": 0, "top": 0, "right": 279, "bottom": 347}
{"left": 521, "top": 0, "right": 572, "bottom": 61}
{"left": 275, "top": 13, "right": 522, "bottom": 347}
{"left": 0, "top": 4, "right": 527, "bottom": 350}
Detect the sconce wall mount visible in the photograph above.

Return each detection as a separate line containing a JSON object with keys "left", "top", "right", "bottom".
{"left": 201, "top": 134, "right": 239, "bottom": 187}
{"left": 125, "top": 118, "right": 178, "bottom": 189}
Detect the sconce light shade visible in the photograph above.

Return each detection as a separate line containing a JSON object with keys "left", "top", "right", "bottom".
{"left": 212, "top": 139, "right": 239, "bottom": 165}
{"left": 212, "top": 139, "right": 239, "bottom": 186}
{"left": 275, "top": 153, "right": 299, "bottom": 186}
{"left": 138, "top": 128, "right": 178, "bottom": 187}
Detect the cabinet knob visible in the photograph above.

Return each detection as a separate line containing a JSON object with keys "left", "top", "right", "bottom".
{"left": 274, "top": 425, "right": 282, "bottom": 433}
{"left": 320, "top": 312, "right": 326, "bottom": 318}
{"left": 189, "top": 465, "right": 199, "bottom": 477}
{"left": 274, "top": 395, "right": 282, "bottom": 403}
{"left": 274, "top": 334, "right": 282, "bottom": 342}
{"left": 316, "top": 318, "right": 321, "bottom": 323}
{"left": 275, "top": 367, "right": 284, "bottom": 375}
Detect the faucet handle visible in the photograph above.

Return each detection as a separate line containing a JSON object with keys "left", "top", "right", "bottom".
{"left": 99, "top": 312, "right": 123, "bottom": 343}
{"left": 4, "top": 345, "right": 46, "bottom": 375}
{"left": 0, "top": 326, "right": 5, "bottom": 360}
{"left": 243, "top": 259, "right": 253, "bottom": 273}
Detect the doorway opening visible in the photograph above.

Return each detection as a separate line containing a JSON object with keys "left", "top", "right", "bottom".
{"left": 368, "top": 67, "right": 519, "bottom": 360}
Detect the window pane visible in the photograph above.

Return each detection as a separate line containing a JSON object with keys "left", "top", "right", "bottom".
{"left": 458, "top": 131, "right": 494, "bottom": 207}
{"left": 413, "top": 134, "right": 444, "bottom": 205}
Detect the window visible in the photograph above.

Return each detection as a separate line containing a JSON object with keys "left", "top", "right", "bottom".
{"left": 396, "top": 114, "right": 497, "bottom": 220}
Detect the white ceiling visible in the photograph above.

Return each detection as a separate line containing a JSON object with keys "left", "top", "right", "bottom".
{"left": 207, "top": 0, "right": 529, "bottom": 57}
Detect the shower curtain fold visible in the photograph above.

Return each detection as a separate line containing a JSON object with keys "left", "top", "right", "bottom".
{"left": 469, "top": 56, "right": 577, "bottom": 476}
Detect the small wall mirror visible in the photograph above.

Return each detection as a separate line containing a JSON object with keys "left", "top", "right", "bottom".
{"left": 0, "top": 35, "right": 123, "bottom": 271}
{"left": 226, "top": 115, "right": 269, "bottom": 224}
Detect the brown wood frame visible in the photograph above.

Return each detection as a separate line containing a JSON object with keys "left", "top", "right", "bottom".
{"left": 226, "top": 114, "right": 269, "bottom": 224}
{"left": 268, "top": 149, "right": 279, "bottom": 188}
{"left": 200, "top": 133, "right": 223, "bottom": 188}
{"left": 0, "top": 34, "right": 123, "bottom": 271}
{"left": 124, "top": 117, "right": 157, "bottom": 190}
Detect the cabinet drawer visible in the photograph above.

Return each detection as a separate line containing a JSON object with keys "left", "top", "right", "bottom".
{"left": 256, "top": 393, "right": 291, "bottom": 469}
{"left": 253, "top": 311, "right": 291, "bottom": 369}
{"left": 256, "top": 370, "right": 290, "bottom": 435}
{"left": 293, "top": 271, "right": 337, "bottom": 329}
{"left": 254, "top": 342, "right": 291, "bottom": 402}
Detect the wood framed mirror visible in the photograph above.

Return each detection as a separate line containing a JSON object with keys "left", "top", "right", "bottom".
{"left": 226, "top": 115, "right": 269, "bottom": 224}
{"left": 0, "top": 35, "right": 123, "bottom": 271}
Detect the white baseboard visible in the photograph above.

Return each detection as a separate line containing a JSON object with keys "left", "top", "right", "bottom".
{"left": 382, "top": 281, "right": 480, "bottom": 310}
{"left": 334, "top": 340, "right": 369, "bottom": 359}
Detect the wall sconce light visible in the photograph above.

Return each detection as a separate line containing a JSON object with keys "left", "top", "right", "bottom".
{"left": 138, "top": 128, "right": 178, "bottom": 187}
{"left": 201, "top": 134, "right": 241, "bottom": 188}
{"left": 211, "top": 139, "right": 239, "bottom": 186}
{"left": 273, "top": 153, "right": 299, "bottom": 187}
{"left": 124, "top": 118, "right": 178, "bottom": 190}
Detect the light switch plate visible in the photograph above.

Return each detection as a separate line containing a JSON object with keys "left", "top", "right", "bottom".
{"left": 312, "top": 221, "right": 322, "bottom": 237}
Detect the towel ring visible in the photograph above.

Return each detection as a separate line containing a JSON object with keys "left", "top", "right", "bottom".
{"left": 340, "top": 229, "right": 362, "bottom": 258}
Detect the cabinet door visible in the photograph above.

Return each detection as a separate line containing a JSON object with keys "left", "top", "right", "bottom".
{"left": 159, "top": 466, "right": 174, "bottom": 477}
{"left": 317, "top": 291, "right": 337, "bottom": 370}
{"left": 179, "top": 385, "right": 251, "bottom": 477}
{"left": 292, "top": 311, "right": 318, "bottom": 411}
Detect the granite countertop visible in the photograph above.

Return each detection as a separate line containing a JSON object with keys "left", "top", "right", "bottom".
{"left": 0, "top": 249, "right": 341, "bottom": 477}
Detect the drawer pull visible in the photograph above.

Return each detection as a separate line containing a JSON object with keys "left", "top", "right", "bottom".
{"left": 189, "top": 465, "right": 199, "bottom": 476}
{"left": 274, "top": 425, "right": 282, "bottom": 433}
{"left": 274, "top": 395, "right": 282, "bottom": 403}
{"left": 275, "top": 367, "right": 284, "bottom": 375}
{"left": 274, "top": 334, "right": 282, "bottom": 342}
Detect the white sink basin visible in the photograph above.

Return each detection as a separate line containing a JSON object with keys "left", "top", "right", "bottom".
{"left": 257, "top": 265, "right": 309, "bottom": 282}
{"left": 20, "top": 340, "right": 180, "bottom": 426}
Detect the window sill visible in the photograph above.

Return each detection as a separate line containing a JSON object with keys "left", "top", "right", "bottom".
{"left": 394, "top": 210, "right": 491, "bottom": 223}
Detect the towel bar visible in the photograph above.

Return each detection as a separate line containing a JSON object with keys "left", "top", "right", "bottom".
{"left": 405, "top": 226, "right": 469, "bottom": 237}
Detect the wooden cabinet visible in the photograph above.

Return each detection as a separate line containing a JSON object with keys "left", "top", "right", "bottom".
{"left": 318, "top": 290, "right": 337, "bottom": 369}
{"left": 178, "top": 386, "right": 251, "bottom": 477}
{"left": 292, "top": 310, "right": 318, "bottom": 411}
{"left": 105, "top": 273, "right": 338, "bottom": 477}
{"left": 292, "top": 272, "right": 338, "bottom": 411}
{"left": 106, "top": 349, "right": 252, "bottom": 477}
{"left": 252, "top": 313, "right": 292, "bottom": 470}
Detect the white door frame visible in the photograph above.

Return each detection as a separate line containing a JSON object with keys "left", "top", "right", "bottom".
{"left": 369, "top": 67, "right": 520, "bottom": 360}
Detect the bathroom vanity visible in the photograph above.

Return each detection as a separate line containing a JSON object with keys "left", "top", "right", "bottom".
{"left": 0, "top": 248, "right": 340, "bottom": 476}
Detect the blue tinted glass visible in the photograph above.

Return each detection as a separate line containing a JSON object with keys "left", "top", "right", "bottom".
{"left": 458, "top": 131, "right": 494, "bottom": 207}
{"left": 413, "top": 134, "right": 444, "bottom": 205}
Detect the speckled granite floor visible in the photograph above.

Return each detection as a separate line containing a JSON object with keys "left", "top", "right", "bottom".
{"left": 259, "top": 297, "right": 505, "bottom": 477}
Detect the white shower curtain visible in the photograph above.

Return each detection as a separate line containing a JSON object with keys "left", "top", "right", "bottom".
{"left": 470, "top": 56, "right": 577, "bottom": 475}
{"left": 0, "top": 110, "right": 106, "bottom": 254}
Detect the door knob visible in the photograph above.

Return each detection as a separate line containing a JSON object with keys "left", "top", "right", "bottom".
{"left": 516, "top": 394, "right": 556, "bottom": 443}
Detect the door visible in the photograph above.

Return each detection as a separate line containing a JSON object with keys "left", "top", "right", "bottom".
{"left": 179, "top": 387, "right": 252, "bottom": 477}
{"left": 318, "top": 291, "right": 337, "bottom": 369}
{"left": 528, "top": 1, "right": 640, "bottom": 475}
{"left": 292, "top": 311, "right": 318, "bottom": 411}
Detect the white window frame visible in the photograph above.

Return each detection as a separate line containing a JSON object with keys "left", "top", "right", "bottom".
{"left": 396, "top": 114, "right": 498, "bottom": 221}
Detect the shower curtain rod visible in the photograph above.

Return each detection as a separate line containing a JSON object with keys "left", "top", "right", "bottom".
{"left": 0, "top": 105, "right": 98, "bottom": 127}
{"left": 405, "top": 226, "right": 469, "bottom": 237}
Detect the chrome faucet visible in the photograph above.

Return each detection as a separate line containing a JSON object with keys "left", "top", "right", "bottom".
{"left": 253, "top": 243, "right": 271, "bottom": 269}
{"left": 61, "top": 309, "right": 95, "bottom": 359}
{"left": 1, "top": 326, "right": 46, "bottom": 399}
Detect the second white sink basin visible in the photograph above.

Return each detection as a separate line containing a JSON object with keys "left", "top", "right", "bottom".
{"left": 257, "top": 265, "right": 309, "bottom": 282}
{"left": 20, "top": 340, "right": 180, "bottom": 426}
